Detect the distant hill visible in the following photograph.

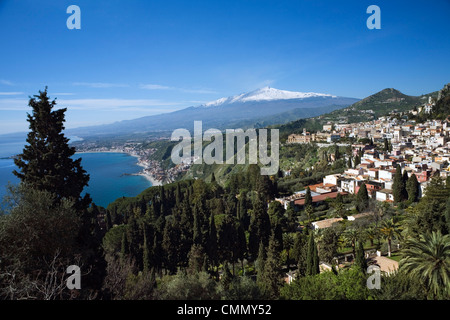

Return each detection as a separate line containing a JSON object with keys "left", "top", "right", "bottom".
{"left": 66, "top": 87, "right": 358, "bottom": 137}
{"left": 274, "top": 87, "right": 439, "bottom": 139}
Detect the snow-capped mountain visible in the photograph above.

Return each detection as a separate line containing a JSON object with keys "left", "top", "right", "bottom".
{"left": 68, "top": 87, "right": 359, "bottom": 136}
{"left": 202, "top": 87, "right": 337, "bottom": 107}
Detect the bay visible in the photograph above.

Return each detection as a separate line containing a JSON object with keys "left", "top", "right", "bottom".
{"left": 0, "top": 149, "right": 152, "bottom": 209}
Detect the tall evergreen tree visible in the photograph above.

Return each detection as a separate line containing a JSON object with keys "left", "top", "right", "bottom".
{"left": 393, "top": 165, "right": 406, "bottom": 203}
{"left": 248, "top": 194, "right": 271, "bottom": 259}
{"left": 406, "top": 173, "right": 420, "bottom": 202}
{"left": 304, "top": 187, "right": 313, "bottom": 208}
{"left": 355, "top": 241, "right": 367, "bottom": 271}
{"left": 306, "top": 232, "right": 319, "bottom": 276}
{"left": 292, "top": 232, "right": 308, "bottom": 276}
{"left": 258, "top": 235, "right": 282, "bottom": 299}
{"left": 356, "top": 183, "right": 369, "bottom": 212}
{"left": 142, "top": 231, "right": 151, "bottom": 274}
{"left": 13, "top": 88, "right": 90, "bottom": 210}
{"left": 207, "top": 214, "right": 219, "bottom": 268}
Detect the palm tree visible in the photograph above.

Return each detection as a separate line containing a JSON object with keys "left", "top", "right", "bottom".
{"left": 379, "top": 218, "right": 401, "bottom": 257}
{"left": 365, "top": 225, "right": 379, "bottom": 248}
{"left": 342, "top": 228, "right": 359, "bottom": 257}
{"left": 400, "top": 231, "right": 450, "bottom": 298}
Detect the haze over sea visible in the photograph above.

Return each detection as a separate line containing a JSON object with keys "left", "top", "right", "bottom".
{"left": 0, "top": 136, "right": 151, "bottom": 208}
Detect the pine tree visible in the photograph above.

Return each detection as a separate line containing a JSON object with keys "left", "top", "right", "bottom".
{"left": 13, "top": 88, "right": 90, "bottom": 210}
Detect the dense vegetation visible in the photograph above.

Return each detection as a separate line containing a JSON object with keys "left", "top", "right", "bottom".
{"left": 1, "top": 88, "right": 449, "bottom": 300}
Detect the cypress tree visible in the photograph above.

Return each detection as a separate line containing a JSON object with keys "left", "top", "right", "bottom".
{"left": 120, "top": 233, "right": 129, "bottom": 261}
{"left": 255, "top": 241, "right": 266, "bottom": 276}
{"left": 306, "top": 232, "right": 319, "bottom": 276}
{"left": 402, "top": 170, "right": 409, "bottom": 199}
{"left": 259, "top": 235, "right": 281, "bottom": 299}
{"left": 393, "top": 165, "right": 406, "bottom": 203}
{"left": 207, "top": 214, "right": 219, "bottom": 267}
{"left": 142, "top": 231, "right": 151, "bottom": 274}
{"left": 13, "top": 88, "right": 90, "bottom": 210}
{"left": 248, "top": 194, "right": 271, "bottom": 259}
{"left": 304, "top": 187, "right": 313, "bottom": 208}
{"left": 334, "top": 145, "right": 340, "bottom": 160}
{"left": 236, "top": 222, "right": 247, "bottom": 272}
{"left": 356, "top": 183, "right": 369, "bottom": 212}
{"left": 406, "top": 173, "right": 420, "bottom": 202}
{"left": 355, "top": 241, "right": 367, "bottom": 271}
{"left": 384, "top": 138, "right": 389, "bottom": 152}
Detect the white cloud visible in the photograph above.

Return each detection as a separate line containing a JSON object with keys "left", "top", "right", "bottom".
{"left": 0, "top": 98, "right": 184, "bottom": 111}
{"left": 0, "top": 92, "right": 24, "bottom": 96}
{"left": 53, "top": 92, "right": 75, "bottom": 96}
{"left": 0, "top": 79, "right": 14, "bottom": 86}
{"left": 139, "top": 84, "right": 172, "bottom": 90}
{"left": 0, "top": 99, "right": 28, "bottom": 110}
{"left": 140, "top": 83, "right": 218, "bottom": 94}
{"left": 73, "top": 82, "right": 130, "bottom": 88}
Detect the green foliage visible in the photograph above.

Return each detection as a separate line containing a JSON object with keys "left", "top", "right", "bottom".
{"left": 156, "top": 271, "right": 221, "bottom": 300}
{"left": 0, "top": 187, "right": 81, "bottom": 299}
{"left": 220, "top": 276, "right": 262, "bottom": 300}
{"left": 257, "top": 235, "right": 282, "bottom": 299}
{"left": 400, "top": 231, "right": 450, "bottom": 299}
{"left": 392, "top": 165, "right": 407, "bottom": 203}
{"left": 355, "top": 241, "right": 368, "bottom": 271}
{"left": 356, "top": 183, "right": 369, "bottom": 212}
{"left": 306, "top": 232, "right": 319, "bottom": 276}
{"left": 13, "top": 88, "right": 90, "bottom": 211}
{"left": 280, "top": 267, "right": 369, "bottom": 300}
{"left": 406, "top": 173, "right": 420, "bottom": 203}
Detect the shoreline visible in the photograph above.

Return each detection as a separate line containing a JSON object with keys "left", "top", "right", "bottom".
{"left": 76, "top": 150, "right": 164, "bottom": 187}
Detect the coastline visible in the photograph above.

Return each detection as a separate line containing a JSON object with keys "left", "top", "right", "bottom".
{"left": 76, "top": 150, "right": 164, "bottom": 187}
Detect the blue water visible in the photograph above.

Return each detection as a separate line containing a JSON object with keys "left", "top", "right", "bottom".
{"left": 0, "top": 137, "right": 152, "bottom": 208}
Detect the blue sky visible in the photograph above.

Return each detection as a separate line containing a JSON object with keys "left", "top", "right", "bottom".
{"left": 0, "top": 0, "right": 449, "bottom": 134}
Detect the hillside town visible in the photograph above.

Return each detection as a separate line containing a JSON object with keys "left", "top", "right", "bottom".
{"left": 282, "top": 110, "right": 450, "bottom": 215}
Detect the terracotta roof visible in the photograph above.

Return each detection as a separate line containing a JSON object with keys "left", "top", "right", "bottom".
{"left": 294, "top": 191, "right": 348, "bottom": 206}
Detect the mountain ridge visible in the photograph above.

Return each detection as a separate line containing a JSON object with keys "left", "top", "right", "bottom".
{"left": 66, "top": 87, "right": 358, "bottom": 137}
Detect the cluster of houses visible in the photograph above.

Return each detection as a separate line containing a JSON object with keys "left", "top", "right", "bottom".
{"left": 280, "top": 116, "right": 450, "bottom": 224}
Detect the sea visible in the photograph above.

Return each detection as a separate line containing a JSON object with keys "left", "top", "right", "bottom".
{"left": 0, "top": 136, "right": 152, "bottom": 209}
